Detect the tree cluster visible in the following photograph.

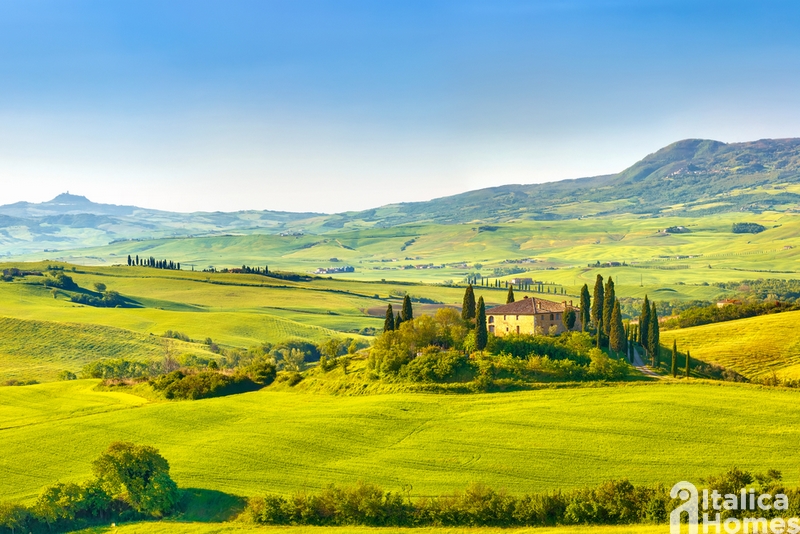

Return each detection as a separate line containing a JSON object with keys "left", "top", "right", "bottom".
{"left": 732, "top": 222, "right": 766, "bottom": 234}
{"left": 0, "top": 442, "right": 178, "bottom": 533}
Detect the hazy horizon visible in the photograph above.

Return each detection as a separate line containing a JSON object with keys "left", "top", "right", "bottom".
{"left": 1, "top": 0, "right": 799, "bottom": 213}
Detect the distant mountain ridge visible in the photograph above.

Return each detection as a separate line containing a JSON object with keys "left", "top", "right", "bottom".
{"left": 2, "top": 137, "right": 800, "bottom": 255}
{"left": 325, "top": 138, "right": 800, "bottom": 226}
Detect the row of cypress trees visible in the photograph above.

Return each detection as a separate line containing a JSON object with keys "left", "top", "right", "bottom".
{"left": 381, "top": 278, "right": 690, "bottom": 377}
{"left": 127, "top": 254, "right": 180, "bottom": 270}
{"left": 579, "top": 275, "right": 627, "bottom": 356}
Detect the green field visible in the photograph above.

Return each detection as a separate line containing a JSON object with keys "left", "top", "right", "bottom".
{"left": 23, "top": 212, "right": 800, "bottom": 289}
{"left": 661, "top": 310, "right": 800, "bottom": 379}
{"left": 2, "top": 379, "right": 799, "bottom": 506}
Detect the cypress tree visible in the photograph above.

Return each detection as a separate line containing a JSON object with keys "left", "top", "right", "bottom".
{"left": 628, "top": 332, "right": 634, "bottom": 362}
{"left": 475, "top": 296, "right": 488, "bottom": 351}
{"left": 135, "top": 255, "right": 139, "bottom": 266}
{"left": 395, "top": 312, "right": 403, "bottom": 329}
{"left": 127, "top": 255, "right": 132, "bottom": 266}
{"left": 595, "top": 316, "right": 602, "bottom": 349}
{"left": 462, "top": 284, "right": 476, "bottom": 321}
{"left": 685, "top": 350, "right": 691, "bottom": 378}
{"left": 506, "top": 285, "right": 515, "bottom": 304}
{"left": 648, "top": 302, "right": 660, "bottom": 367}
{"left": 602, "top": 277, "right": 615, "bottom": 336}
{"left": 591, "top": 274, "right": 604, "bottom": 331}
{"left": 639, "top": 295, "right": 651, "bottom": 351}
{"left": 384, "top": 304, "right": 395, "bottom": 332}
{"left": 609, "top": 300, "right": 625, "bottom": 354}
{"left": 579, "top": 284, "right": 591, "bottom": 332}
{"left": 671, "top": 339, "right": 678, "bottom": 377}
{"left": 401, "top": 295, "right": 413, "bottom": 322}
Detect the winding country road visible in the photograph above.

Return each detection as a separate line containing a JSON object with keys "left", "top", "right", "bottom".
{"left": 632, "top": 346, "right": 666, "bottom": 380}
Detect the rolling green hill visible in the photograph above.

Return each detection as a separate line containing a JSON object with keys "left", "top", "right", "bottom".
{"left": 661, "top": 310, "right": 800, "bottom": 380}
{"left": 2, "top": 380, "right": 799, "bottom": 504}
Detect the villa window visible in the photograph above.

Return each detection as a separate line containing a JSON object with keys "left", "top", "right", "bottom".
{"left": 550, "top": 313, "right": 554, "bottom": 320}
{"left": 489, "top": 325, "right": 495, "bottom": 333}
{"left": 488, "top": 316, "right": 494, "bottom": 323}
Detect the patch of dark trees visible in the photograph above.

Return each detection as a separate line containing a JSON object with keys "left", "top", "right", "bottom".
{"left": 1, "top": 268, "right": 43, "bottom": 282}
{"left": 732, "top": 222, "right": 766, "bottom": 234}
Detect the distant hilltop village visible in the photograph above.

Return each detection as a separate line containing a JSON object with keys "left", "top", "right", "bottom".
{"left": 314, "top": 265, "right": 355, "bottom": 275}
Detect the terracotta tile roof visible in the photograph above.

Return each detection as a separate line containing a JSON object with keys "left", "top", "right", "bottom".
{"left": 487, "top": 297, "right": 574, "bottom": 315}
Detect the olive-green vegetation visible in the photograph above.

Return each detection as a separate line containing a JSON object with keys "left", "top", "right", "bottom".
{"left": 2, "top": 379, "right": 800, "bottom": 506}
{"left": 73, "top": 522, "right": 692, "bottom": 534}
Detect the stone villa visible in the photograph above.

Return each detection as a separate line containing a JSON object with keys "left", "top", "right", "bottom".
{"left": 487, "top": 296, "right": 581, "bottom": 336}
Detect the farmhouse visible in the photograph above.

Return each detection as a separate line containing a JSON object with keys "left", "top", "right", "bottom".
{"left": 487, "top": 296, "right": 581, "bottom": 336}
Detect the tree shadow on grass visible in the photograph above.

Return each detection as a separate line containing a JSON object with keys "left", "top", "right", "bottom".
{"left": 176, "top": 488, "right": 247, "bottom": 522}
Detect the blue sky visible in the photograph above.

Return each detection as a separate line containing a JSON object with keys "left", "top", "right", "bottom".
{"left": 0, "top": 0, "right": 799, "bottom": 213}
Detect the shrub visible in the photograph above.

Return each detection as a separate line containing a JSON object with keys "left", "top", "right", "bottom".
{"left": 43, "top": 272, "right": 78, "bottom": 290}
{"left": 149, "top": 370, "right": 262, "bottom": 400}
{"left": 400, "top": 349, "right": 475, "bottom": 383}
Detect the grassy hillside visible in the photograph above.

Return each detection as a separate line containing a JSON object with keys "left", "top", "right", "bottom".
{"left": 661, "top": 310, "right": 800, "bottom": 379}
{"left": 2, "top": 380, "right": 799, "bottom": 504}
{"left": 0, "top": 316, "right": 182, "bottom": 383}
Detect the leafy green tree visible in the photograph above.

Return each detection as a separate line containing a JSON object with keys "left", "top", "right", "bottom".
{"left": 506, "top": 285, "right": 515, "bottom": 304}
{"left": 562, "top": 308, "right": 576, "bottom": 331}
{"left": 579, "top": 284, "right": 591, "bottom": 332}
{"left": 93, "top": 282, "right": 106, "bottom": 293}
{"left": 33, "top": 482, "right": 82, "bottom": 527}
{"left": 401, "top": 295, "right": 413, "bottom": 322}
{"left": 671, "top": 339, "right": 678, "bottom": 377}
{"left": 92, "top": 442, "right": 179, "bottom": 517}
{"left": 462, "top": 284, "right": 476, "bottom": 320}
{"left": 0, "top": 502, "right": 28, "bottom": 533}
{"left": 609, "top": 300, "right": 625, "bottom": 354}
{"left": 383, "top": 304, "right": 395, "bottom": 332}
{"left": 648, "top": 302, "right": 660, "bottom": 367}
{"left": 591, "top": 274, "right": 604, "bottom": 331}
{"left": 475, "top": 297, "right": 488, "bottom": 351}
{"left": 602, "top": 277, "right": 615, "bottom": 336}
